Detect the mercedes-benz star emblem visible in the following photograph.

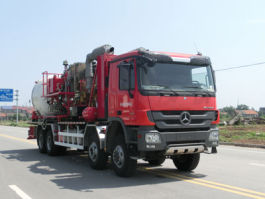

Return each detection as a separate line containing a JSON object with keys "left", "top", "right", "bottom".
{"left": 180, "top": 111, "right": 191, "bottom": 125}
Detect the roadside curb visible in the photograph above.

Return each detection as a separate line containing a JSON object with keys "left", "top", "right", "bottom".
{"left": 220, "top": 142, "right": 265, "bottom": 149}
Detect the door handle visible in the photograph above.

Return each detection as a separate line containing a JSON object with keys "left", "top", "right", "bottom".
{"left": 117, "top": 110, "right": 122, "bottom": 115}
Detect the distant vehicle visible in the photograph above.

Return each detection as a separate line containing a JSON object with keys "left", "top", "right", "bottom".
{"left": 28, "top": 45, "right": 219, "bottom": 177}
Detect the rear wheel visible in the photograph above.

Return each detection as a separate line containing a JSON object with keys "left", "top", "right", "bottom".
{"left": 111, "top": 135, "right": 137, "bottom": 177}
{"left": 172, "top": 153, "right": 200, "bottom": 171}
{"left": 46, "top": 130, "right": 61, "bottom": 156}
{"left": 88, "top": 134, "right": 108, "bottom": 170}
{"left": 37, "top": 128, "right": 46, "bottom": 153}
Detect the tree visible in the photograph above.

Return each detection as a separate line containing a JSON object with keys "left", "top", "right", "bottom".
{"left": 221, "top": 106, "right": 236, "bottom": 117}
{"left": 10, "top": 113, "right": 22, "bottom": 121}
{"left": 236, "top": 104, "right": 249, "bottom": 110}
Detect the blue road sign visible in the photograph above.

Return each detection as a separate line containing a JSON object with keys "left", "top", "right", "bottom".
{"left": 0, "top": 89, "right": 13, "bottom": 102}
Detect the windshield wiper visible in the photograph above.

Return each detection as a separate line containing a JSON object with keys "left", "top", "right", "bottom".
{"left": 183, "top": 86, "right": 213, "bottom": 96}
{"left": 159, "top": 89, "right": 179, "bottom": 96}
{"left": 184, "top": 86, "right": 201, "bottom": 89}
{"left": 148, "top": 85, "right": 180, "bottom": 96}
{"left": 142, "top": 85, "right": 180, "bottom": 96}
{"left": 168, "top": 89, "right": 179, "bottom": 96}
{"left": 201, "top": 91, "right": 212, "bottom": 97}
{"left": 192, "top": 91, "right": 212, "bottom": 97}
{"left": 159, "top": 88, "right": 180, "bottom": 96}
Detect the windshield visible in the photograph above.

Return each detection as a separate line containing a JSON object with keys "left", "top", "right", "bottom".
{"left": 138, "top": 62, "right": 215, "bottom": 92}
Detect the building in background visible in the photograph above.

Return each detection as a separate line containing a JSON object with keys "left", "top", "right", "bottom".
{"left": 0, "top": 106, "right": 33, "bottom": 120}
{"left": 0, "top": 113, "right": 7, "bottom": 120}
{"left": 236, "top": 110, "right": 259, "bottom": 119}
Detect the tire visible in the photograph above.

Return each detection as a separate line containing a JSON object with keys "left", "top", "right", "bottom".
{"left": 37, "top": 128, "right": 46, "bottom": 153}
{"left": 111, "top": 135, "right": 137, "bottom": 177}
{"left": 88, "top": 134, "right": 108, "bottom": 170}
{"left": 147, "top": 156, "right": 166, "bottom": 166}
{"left": 172, "top": 153, "right": 200, "bottom": 171}
{"left": 46, "top": 130, "right": 60, "bottom": 156}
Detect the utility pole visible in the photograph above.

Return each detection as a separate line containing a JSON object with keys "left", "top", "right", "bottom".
{"left": 14, "top": 90, "right": 19, "bottom": 124}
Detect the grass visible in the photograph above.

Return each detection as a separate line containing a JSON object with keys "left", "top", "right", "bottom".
{"left": 219, "top": 124, "right": 265, "bottom": 145}
{"left": 0, "top": 120, "right": 31, "bottom": 128}
{"left": 219, "top": 114, "right": 233, "bottom": 123}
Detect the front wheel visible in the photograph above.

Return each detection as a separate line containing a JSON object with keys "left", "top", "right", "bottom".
{"left": 147, "top": 156, "right": 166, "bottom": 166}
{"left": 88, "top": 134, "right": 108, "bottom": 170}
{"left": 172, "top": 153, "right": 200, "bottom": 171}
{"left": 111, "top": 135, "right": 137, "bottom": 177}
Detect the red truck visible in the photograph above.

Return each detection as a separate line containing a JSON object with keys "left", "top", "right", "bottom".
{"left": 28, "top": 45, "right": 219, "bottom": 177}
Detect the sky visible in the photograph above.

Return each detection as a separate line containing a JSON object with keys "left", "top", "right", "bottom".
{"left": 0, "top": 0, "right": 265, "bottom": 110}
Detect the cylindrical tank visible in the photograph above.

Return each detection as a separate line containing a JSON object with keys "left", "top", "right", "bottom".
{"left": 31, "top": 81, "right": 53, "bottom": 116}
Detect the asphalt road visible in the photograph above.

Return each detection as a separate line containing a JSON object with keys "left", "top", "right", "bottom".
{"left": 0, "top": 126, "right": 265, "bottom": 199}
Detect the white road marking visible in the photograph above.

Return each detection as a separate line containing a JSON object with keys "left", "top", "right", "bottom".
{"left": 9, "top": 185, "right": 32, "bottom": 199}
{"left": 249, "top": 163, "right": 265, "bottom": 167}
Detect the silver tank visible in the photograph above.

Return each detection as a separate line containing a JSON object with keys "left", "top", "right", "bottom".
{"left": 31, "top": 81, "right": 52, "bottom": 116}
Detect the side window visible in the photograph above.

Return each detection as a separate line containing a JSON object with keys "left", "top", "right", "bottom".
{"left": 119, "top": 62, "right": 135, "bottom": 90}
{"left": 119, "top": 66, "right": 129, "bottom": 90}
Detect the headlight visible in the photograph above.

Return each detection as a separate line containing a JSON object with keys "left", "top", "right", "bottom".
{"left": 209, "top": 130, "right": 219, "bottom": 141}
{"left": 145, "top": 133, "right": 161, "bottom": 144}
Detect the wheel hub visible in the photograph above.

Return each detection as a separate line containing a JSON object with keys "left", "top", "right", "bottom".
{"left": 113, "top": 145, "right": 124, "bottom": 168}
{"left": 89, "top": 142, "right": 98, "bottom": 162}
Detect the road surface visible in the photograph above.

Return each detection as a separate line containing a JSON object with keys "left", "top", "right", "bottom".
{"left": 0, "top": 125, "right": 265, "bottom": 199}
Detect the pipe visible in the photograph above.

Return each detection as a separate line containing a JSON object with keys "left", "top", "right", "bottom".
{"left": 85, "top": 44, "right": 114, "bottom": 91}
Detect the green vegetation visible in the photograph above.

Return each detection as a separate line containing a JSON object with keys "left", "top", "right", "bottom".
{"left": 260, "top": 115, "right": 265, "bottom": 119}
{"left": 219, "top": 124, "right": 265, "bottom": 145}
{"left": 8, "top": 114, "right": 29, "bottom": 121}
{"left": 219, "top": 113, "right": 232, "bottom": 123}
{"left": 0, "top": 120, "right": 31, "bottom": 128}
{"left": 236, "top": 104, "right": 249, "bottom": 110}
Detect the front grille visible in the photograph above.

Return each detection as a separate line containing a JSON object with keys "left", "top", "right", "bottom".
{"left": 167, "top": 140, "right": 205, "bottom": 145}
{"left": 161, "top": 110, "right": 206, "bottom": 115}
{"left": 151, "top": 110, "right": 214, "bottom": 130}
{"left": 164, "top": 120, "right": 181, "bottom": 124}
{"left": 157, "top": 127, "right": 210, "bottom": 132}
{"left": 191, "top": 119, "right": 204, "bottom": 124}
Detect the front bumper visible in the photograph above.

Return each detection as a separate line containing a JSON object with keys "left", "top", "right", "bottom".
{"left": 137, "top": 126, "right": 219, "bottom": 152}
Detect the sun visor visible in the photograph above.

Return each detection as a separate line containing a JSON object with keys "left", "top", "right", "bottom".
{"left": 138, "top": 49, "right": 173, "bottom": 63}
{"left": 190, "top": 56, "right": 211, "bottom": 65}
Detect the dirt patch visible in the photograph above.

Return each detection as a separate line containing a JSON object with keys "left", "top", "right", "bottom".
{"left": 220, "top": 125, "right": 265, "bottom": 132}
{"left": 232, "top": 139, "right": 265, "bottom": 145}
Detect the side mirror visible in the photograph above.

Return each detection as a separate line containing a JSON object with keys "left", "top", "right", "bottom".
{"left": 213, "top": 70, "right": 217, "bottom": 91}
{"left": 128, "top": 63, "right": 134, "bottom": 98}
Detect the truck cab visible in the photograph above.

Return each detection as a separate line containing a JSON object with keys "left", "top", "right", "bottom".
{"left": 105, "top": 49, "right": 219, "bottom": 175}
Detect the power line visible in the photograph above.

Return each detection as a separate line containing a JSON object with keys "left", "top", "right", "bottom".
{"left": 215, "top": 61, "right": 265, "bottom": 72}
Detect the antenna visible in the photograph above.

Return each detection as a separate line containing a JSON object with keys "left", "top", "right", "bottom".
{"left": 193, "top": 42, "right": 202, "bottom": 55}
